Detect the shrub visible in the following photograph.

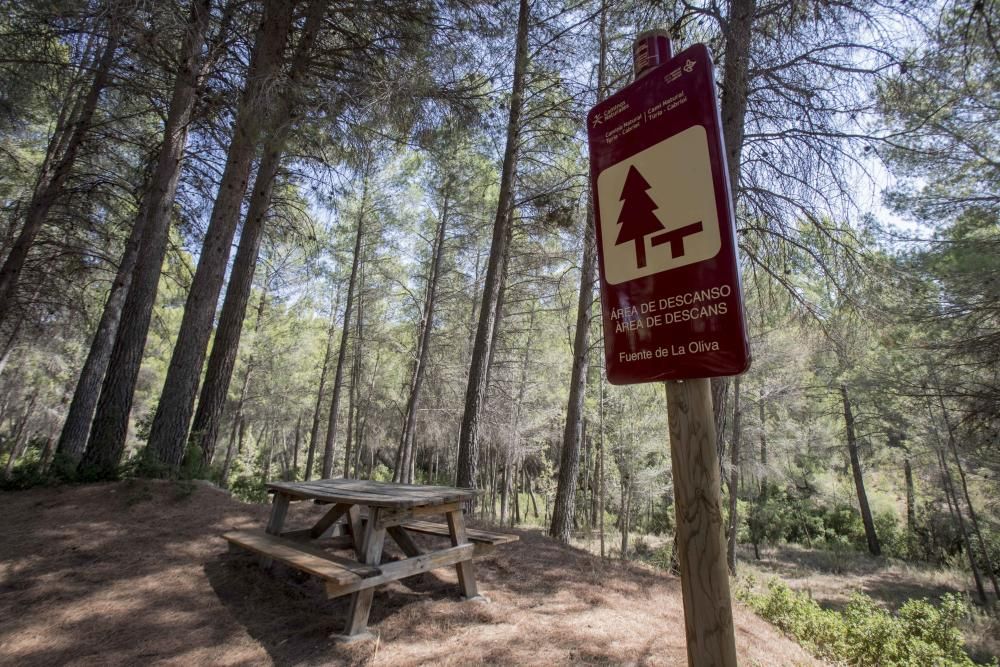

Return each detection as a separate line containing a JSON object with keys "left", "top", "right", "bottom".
{"left": 738, "top": 579, "right": 987, "bottom": 667}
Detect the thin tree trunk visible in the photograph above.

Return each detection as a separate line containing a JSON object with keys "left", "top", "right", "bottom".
{"left": 83, "top": 0, "right": 213, "bottom": 477}
{"left": 395, "top": 183, "right": 449, "bottom": 482}
{"left": 323, "top": 171, "right": 369, "bottom": 478}
{"left": 708, "top": 0, "right": 756, "bottom": 437}
{"left": 599, "top": 373, "right": 606, "bottom": 559}
{"left": 938, "top": 393, "right": 1000, "bottom": 599}
{"left": 550, "top": 195, "right": 596, "bottom": 541}
{"left": 305, "top": 291, "right": 340, "bottom": 480}
{"left": 0, "top": 24, "right": 120, "bottom": 323}
{"left": 935, "top": 442, "right": 986, "bottom": 602}
{"left": 145, "top": 0, "right": 295, "bottom": 471}
{"left": 456, "top": 0, "right": 529, "bottom": 490}
{"left": 841, "top": 384, "right": 880, "bottom": 556}
{"left": 291, "top": 414, "right": 301, "bottom": 479}
{"left": 903, "top": 456, "right": 915, "bottom": 536}
{"left": 726, "top": 376, "right": 742, "bottom": 574}
{"left": 551, "top": 0, "right": 605, "bottom": 535}
{"left": 189, "top": 0, "right": 324, "bottom": 468}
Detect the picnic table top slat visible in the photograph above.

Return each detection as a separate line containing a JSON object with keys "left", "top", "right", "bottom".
{"left": 266, "top": 478, "right": 482, "bottom": 508}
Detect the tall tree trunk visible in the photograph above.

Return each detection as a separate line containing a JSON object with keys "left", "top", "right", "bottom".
{"left": 82, "top": 0, "right": 213, "bottom": 477}
{"left": 758, "top": 394, "right": 767, "bottom": 497}
{"left": 938, "top": 393, "right": 1000, "bottom": 599}
{"left": 145, "top": 0, "right": 295, "bottom": 471}
{"left": 216, "top": 290, "right": 266, "bottom": 484}
{"left": 841, "top": 384, "right": 880, "bottom": 556}
{"left": 709, "top": 0, "right": 757, "bottom": 436}
{"left": 57, "top": 187, "right": 147, "bottom": 464}
{"left": 456, "top": 0, "right": 529, "bottom": 490}
{"left": 935, "top": 442, "right": 987, "bottom": 602}
{"left": 0, "top": 22, "right": 120, "bottom": 323}
{"left": 726, "top": 376, "right": 742, "bottom": 573}
{"left": 395, "top": 183, "right": 449, "bottom": 483}
{"left": 305, "top": 292, "right": 340, "bottom": 480}
{"left": 188, "top": 0, "right": 324, "bottom": 468}
{"left": 599, "top": 374, "right": 606, "bottom": 559}
{"left": 551, "top": 5, "right": 607, "bottom": 542}
{"left": 323, "top": 172, "right": 369, "bottom": 478}
{"left": 903, "top": 456, "right": 915, "bottom": 536}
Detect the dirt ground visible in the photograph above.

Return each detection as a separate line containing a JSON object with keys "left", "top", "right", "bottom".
{"left": 0, "top": 480, "right": 821, "bottom": 666}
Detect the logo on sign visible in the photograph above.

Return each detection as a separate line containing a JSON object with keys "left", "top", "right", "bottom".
{"left": 596, "top": 125, "right": 720, "bottom": 285}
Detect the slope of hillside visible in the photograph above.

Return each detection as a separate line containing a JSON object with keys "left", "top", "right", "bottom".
{"left": 0, "top": 481, "right": 819, "bottom": 666}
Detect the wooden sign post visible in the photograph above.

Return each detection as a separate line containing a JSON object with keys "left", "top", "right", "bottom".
{"left": 666, "top": 378, "right": 737, "bottom": 665}
{"left": 586, "top": 29, "right": 747, "bottom": 666}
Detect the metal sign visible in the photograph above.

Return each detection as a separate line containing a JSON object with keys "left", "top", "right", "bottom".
{"left": 587, "top": 43, "right": 750, "bottom": 384}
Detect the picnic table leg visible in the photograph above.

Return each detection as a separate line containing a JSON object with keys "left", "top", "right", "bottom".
{"left": 260, "top": 492, "right": 291, "bottom": 569}
{"left": 446, "top": 508, "right": 482, "bottom": 601}
{"left": 342, "top": 507, "right": 386, "bottom": 640}
{"left": 346, "top": 504, "right": 366, "bottom": 560}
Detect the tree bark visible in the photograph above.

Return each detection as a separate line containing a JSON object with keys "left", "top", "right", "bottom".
{"left": 841, "top": 384, "right": 880, "bottom": 556}
{"left": 394, "top": 182, "right": 449, "bottom": 483}
{"left": 323, "top": 172, "right": 369, "bottom": 478}
{"left": 708, "top": 0, "right": 756, "bottom": 439}
{"left": 726, "top": 376, "right": 742, "bottom": 574}
{"left": 935, "top": 443, "right": 986, "bottom": 602}
{"left": 938, "top": 393, "right": 1000, "bottom": 599}
{"left": 0, "top": 22, "right": 120, "bottom": 324}
{"left": 144, "top": 0, "right": 295, "bottom": 471}
{"left": 188, "top": 0, "right": 324, "bottom": 468}
{"left": 82, "top": 0, "right": 213, "bottom": 478}
{"left": 903, "top": 456, "right": 915, "bottom": 536}
{"left": 456, "top": 0, "right": 529, "bottom": 490}
{"left": 550, "top": 3, "right": 607, "bottom": 542}
{"left": 305, "top": 294, "right": 340, "bottom": 480}
{"left": 56, "top": 199, "right": 144, "bottom": 464}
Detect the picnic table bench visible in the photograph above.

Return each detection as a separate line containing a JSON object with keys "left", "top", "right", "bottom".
{"left": 224, "top": 478, "right": 518, "bottom": 640}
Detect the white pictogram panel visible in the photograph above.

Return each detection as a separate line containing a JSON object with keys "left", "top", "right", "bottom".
{"left": 596, "top": 125, "right": 720, "bottom": 285}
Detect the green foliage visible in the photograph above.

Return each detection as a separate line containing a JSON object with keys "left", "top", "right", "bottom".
{"left": 738, "top": 579, "right": 988, "bottom": 667}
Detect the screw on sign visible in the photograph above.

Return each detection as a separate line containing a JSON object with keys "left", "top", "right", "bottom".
{"left": 587, "top": 29, "right": 747, "bottom": 667}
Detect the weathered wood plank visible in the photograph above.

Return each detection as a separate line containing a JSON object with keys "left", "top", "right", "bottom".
{"left": 325, "top": 544, "right": 475, "bottom": 599}
{"left": 375, "top": 502, "right": 462, "bottom": 528}
{"left": 344, "top": 508, "right": 386, "bottom": 636}
{"left": 266, "top": 479, "right": 482, "bottom": 509}
{"left": 386, "top": 526, "right": 422, "bottom": 557}
{"left": 224, "top": 530, "right": 377, "bottom": 583}
{"left": 400, "top": 520, "right": 519, "bottom": 546}
{"left": 309, "top": 502, "right": 351, "bottom": 538}
{"left": 446, "top": 509, "right": 479, "bottom": 599}
{"left": 346, "top": 504, "right": 365, "bottom": 561}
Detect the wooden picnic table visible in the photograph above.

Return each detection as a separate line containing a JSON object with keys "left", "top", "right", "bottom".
{"left": 224, "top": 478, "right": 517, "bottom": 641}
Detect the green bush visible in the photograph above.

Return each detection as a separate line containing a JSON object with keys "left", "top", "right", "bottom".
{"left": 738, "top": 579, "right": 986, "bottom": 667}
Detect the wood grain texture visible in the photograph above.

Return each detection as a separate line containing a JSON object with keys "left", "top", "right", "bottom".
{"left": 446, "top": 509, "right": 479, "bottom": 599}
{"left": 223, "top": 530, "right": 375, "bottom": 583}
{"left": 665, "top": 379, "right": 737, "bottom": 667}
{"left": 325, "top": 544, "right": 475, "bottom": 599}
{"left": 266, "top": 478, "right": 482, "bottom": 508}
{"left": 344, "top": 507, "right": 386, "bottom": 636}
{"left": 401, "top": 520, "right": 519, "bottom": 546}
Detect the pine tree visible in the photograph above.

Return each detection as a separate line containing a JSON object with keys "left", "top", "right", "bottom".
{"left": 615, "top": 166, "right": 663, "bottom": 269}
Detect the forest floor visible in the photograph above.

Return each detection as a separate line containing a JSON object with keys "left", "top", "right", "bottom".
{"left": 0, "top": 480, "right": 820, "bottom": 666}
{"left": 740, "top": 544, "right": 1000, "bottom": 663}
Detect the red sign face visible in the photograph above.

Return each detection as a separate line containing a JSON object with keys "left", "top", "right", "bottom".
{"left": 587, "top": 44, "right": 750, "bottom": 384}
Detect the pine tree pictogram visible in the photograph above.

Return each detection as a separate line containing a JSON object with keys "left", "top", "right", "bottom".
{"left": 615, "top": 165, "right": 665, "bottom": 268}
